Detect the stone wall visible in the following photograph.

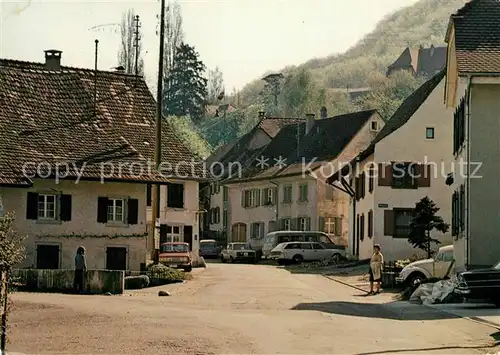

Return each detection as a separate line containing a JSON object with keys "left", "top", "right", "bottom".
{"left": 12, "top": 269, "right": 124, "bottom": 294}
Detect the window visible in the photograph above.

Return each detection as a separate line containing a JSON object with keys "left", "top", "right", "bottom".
{"left": 394, "top": 209, "right": 415, "bottom": 238}
{"left": 146, "top": 184, "right": 152, "bottom": 207}
{"left": 283, "top": 185, "right": 292, "bottom": 203}
{"left": 223, "top": 186, "right": 228, "bottom": 202}
{"left": 243, "top": 189, "right": 260, "bottom": 208}
{"left": 167, "top": 225, "right": 183, "bottom": 242}
{"left": 38, "top": 194, "right": 56, "bottom": 219}
{"left": 392, "top": 162, "right": 416, "bottom": 189}
{"left": 263, "top": 188, "right": 275, "bottom": 205}
{"left": 371, "top": 121, "right": 378, "bottom": 131}
{"left": 312, "top": 243, "right": 324, "bottom": 250}
{"left": 360, "top": 214, "right": 365, "bottom": 241}
{"left": 452, "top": 184, "right": 466, "bottom": 238}
{"left": 285, "top": 242, "right": 300, "bottom": 250}
{"left": 107, "top": 198, "right": 124, "bottom": 222}
{"left": 298, "top": 184, "right": 308, "bottom": 202}
{"left": 426, "top": 127, "right": 435, "bottom": 139}
{"left": 298, "top": 217, "right": 309, "bottom": 231}
{"left": 283, "top": 218, "right": 291, "bottom": 230}
{"left": 368, "top": 168, "right": 374, "bottom": 192}
{"left": 436, "top": 250, "right": 454, "bottom": 262}
{"left": 301, "top": 243, "right": 312, "bottom": 249}
{"left": 167, "top": 183, "right": 184, "bottom": 209}
{"left": 250, "top": 222, "right": 264, "bottom": 238}
{"left": 355, "top": 173, "right": 366, "bottom": 200}
{"left": 324, "top": 217, "right": 335, "bottom": 235}
{"left": 453, "top": 96, "right": 466, "bottom": 155}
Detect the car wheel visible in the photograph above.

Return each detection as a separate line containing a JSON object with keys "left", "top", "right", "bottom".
{"left": 331, "top": 253, "right": 341, "bottom": 264}
{"left": 408, "top": 273, "right": 425, "bottom": 287}
{"left": 184, "top": 266, "right": 192, "bottom": 272}
{"left": 230, "top": 256, "right": 235, "bottom": 263}
{"left": 292, "top": 254, "right": 303, "bottom": 264}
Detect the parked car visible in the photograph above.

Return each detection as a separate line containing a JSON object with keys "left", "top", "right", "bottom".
{"left": 455, "top": 261, "right": 500, "bottom": 306}
{"left": 269, "top": 241, "right": 346, "bottom": 265}
{"left": 261, "top": 231, "right": 346, "bottom": 259}
{"left": 395, "top": 245, "right": 454, "bottom": 286}
{"left": 158, "top": 242, "right": 192, "bottom": 272}
{"left": 199, "top": 239, "right": 221, "bottom": 259}
{"left": 220, "top": 243, "right": 256, "bottom": 263}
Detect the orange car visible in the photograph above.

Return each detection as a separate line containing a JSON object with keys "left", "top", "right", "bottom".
{"left": 159, "top": 242, "right": 192, "bottom": 272}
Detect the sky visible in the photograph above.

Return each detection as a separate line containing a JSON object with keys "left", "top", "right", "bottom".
{"left": 0, "top": 0, "right": 420, "bottom": 91}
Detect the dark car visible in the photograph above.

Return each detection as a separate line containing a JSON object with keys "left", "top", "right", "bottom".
{"left": 199, "top": 239, "right": 221, "bottom": 259}
{"left": 455, "top": 260, "right": 500, "bottom": 306}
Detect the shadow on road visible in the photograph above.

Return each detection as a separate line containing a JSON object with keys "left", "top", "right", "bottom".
{"left": 291, "top": 300, "right": 462, "bottom": 321}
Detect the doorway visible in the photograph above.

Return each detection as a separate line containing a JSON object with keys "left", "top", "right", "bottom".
{"left": 36, "top": 244, "right": 60, "bottom": 269}
{"left": 184, "top": 225, "right": 193, "bottom": 250}
{"left": 231, "top": 223, "right": 247, "bottom": 242}
{"left": 106, "top": 247, "right": 127, "bottom": 271}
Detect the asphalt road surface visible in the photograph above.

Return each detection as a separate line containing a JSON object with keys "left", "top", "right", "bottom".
{"left": 7, "top": 263, "right": 500, "bottom": 354}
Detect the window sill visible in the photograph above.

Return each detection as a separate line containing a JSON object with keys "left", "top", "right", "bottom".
{"left": 166, "top": 207, "right": 186, "bottom": 211}
{"left": 36, "top": 219, "right": 61, "bottom": 225}
{"left": 106, "top": 222, "right": 129, "bottom": 228}
{"left": 297, "top": 200, "right": 308, "bottom": 204}
{"left": 391, "top": 186, "right": 418, "bottom": 190}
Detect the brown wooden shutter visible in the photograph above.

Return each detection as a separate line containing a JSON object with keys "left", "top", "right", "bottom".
{"left": 361, "top": 172, "right": 366, "bottom": 198}
{"left": 416, "top": 164, "right": 431, "bottom": 188}
{"left": 273, "top": 187, "right": 278, "bottom": 204}
{"left": 255, "top": 190, "right": 261, "bottom": 207}
{"left": 368, "top": 210, "right": 373, "bottom": 238}
{"left": 460, "top": 185, "right": 465, "bottom": 232}
{"left": 318, "top": 216, "right": 325, "bottom": 232}
{"left": 384, "top": 209, "right": 395, "bottom": 236}
{"left": 378, "top": 163, "right": 393, "bottom": 187}
{"left": 26, "top": 192, "right": 39, "bottom": 220}
{"left": 306, "top": 217, "right": 311, "bottom": 231}
{"left": 334, "top": 217, "right": 342, "bottom": 236}
{"left": 451, "top": 192, "right": 457, "bottom": 236}
{"left": 60, "top": 194, "right": 72, "bottom": 222}
{"left": 355, "top": 177, "right": 360, "bottom": 200}
{"left": 97, "top": 197, "right": 108, "bottom": 223}
{"left": 360, "top": 214, "right": 365, "bottom": 241}
{"left": 241, "top": 190, "right": 246, "bottom": 208}
{"left": 127, "top": 198, "right": 139, "bottom": 225}
{"left": 146, "top": 184, "right": 152, "bottom": 207}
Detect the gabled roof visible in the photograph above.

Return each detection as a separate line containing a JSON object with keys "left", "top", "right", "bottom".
{"left": 227, "top": 110, "right": 378, "bottom": 183}
{"left": 416, "top": 46, "right": 447, "bottom": 76}
{"left": 0, "top": 58, "right": 202, "bottom": 186}
{"left": 447, "top": 0, "right": 500, "bottom": 73}
{"left": 387, "top": 47, "right": 419, "bottom": 73}
{"left": 327, "top": 70, "right": 446, "bottom": 184}
{"left": 258, "top": 117, "right": 303, "bottom": 138}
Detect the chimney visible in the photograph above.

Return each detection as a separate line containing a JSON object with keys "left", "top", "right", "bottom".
{"left": 258, "top": 111, "right": 265, "bottom": 119}
{"left": 44, "top": 49, "right": 62, "bottom": 70}
{"left": 305, "top": 113, "right": 315, "bottom": 134}
{"left": 430, "top": 44, "right": 435, "bottom": 57}
{"left": 320, "top": 106, "right": 327, "bottom": 119}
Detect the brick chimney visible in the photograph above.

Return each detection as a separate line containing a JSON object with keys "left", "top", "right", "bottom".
{"left": 305, "top": 113, "right": 315, "bottom": 134}
{"left": 44, "top": 49, "right": 62, "bottom": 70}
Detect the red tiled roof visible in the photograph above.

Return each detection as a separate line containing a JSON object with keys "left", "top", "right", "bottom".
{"left": 0, "top": 58, "right": 202, "bottom": 186}
{"left": 448, "top": 0, "right": 500, "bottom": 73}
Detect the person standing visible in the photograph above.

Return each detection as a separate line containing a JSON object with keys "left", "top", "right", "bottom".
{"left": 368, "top": 244, "right": 384, "bottom": 295}
{"left": 74, "top": 246, "right": 87, "bottom": 294}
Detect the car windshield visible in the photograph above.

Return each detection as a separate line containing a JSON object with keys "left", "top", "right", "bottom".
{"left": 161, "top": 244, "right": 189, "bottom": 253}
{"left": 232, "top": 243, "right": 250, "bottom": 250}
{"left": 200, "top": 242, "right": 216, "bottom": 249}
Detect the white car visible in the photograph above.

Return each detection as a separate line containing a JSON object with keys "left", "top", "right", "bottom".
{"left": 269, "top": 241, "right": 346, "bottom": 265}
{"left": 395, "top": 245, "right": 454, "bottom": 286}
{"left": 220, "top": 243, "right": 257, "bottom": 263}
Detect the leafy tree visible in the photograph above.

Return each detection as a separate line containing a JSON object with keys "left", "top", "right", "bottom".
{"left": 207, "top": 67, "right": 225, "bottom": 104}
{"left": 0, "top": 213, "right": 26, "bottom": 269}
{"left": 164, "top": 43, "right": 208, "bottom": 122}
{"left": 167, "top": 116, "right": 212, "bottom": 158}
{"left": 117, "top": 9, "right": 144, "bottom": 76}
{"left": 408, "top": 197, "right": 449, "bottom": 258}
{"left": 162, "top": 0, "right": 184, "bottom": 98}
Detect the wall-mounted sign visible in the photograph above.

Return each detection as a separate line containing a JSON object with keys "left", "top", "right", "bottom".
{"left": 378, "top": 203, "right": 389, "bottom": 208}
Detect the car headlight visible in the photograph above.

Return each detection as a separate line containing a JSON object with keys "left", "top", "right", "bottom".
{"left": 456, "top": 273, "right": 467, "bottom": 287}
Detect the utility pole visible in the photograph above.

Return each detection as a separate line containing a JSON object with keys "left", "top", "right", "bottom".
{"left": 152, "top": 0, "right": 166, "bottom": 263}
{"left": 133, "top": 15, "right": 141, "bottom": 78}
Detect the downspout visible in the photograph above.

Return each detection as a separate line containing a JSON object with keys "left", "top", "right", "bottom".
{"left": 465, "top": 75, "right": 472, "bottom": 270}
{"left": 270, "top": 180, "right": 279, "bottom": 225}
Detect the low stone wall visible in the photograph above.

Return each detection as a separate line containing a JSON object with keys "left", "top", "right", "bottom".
{"left": 12, "top": 269, "right": 124, "bottom": 294}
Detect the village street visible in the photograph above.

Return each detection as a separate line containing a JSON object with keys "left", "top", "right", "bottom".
{"left": 7, "top": 264, "right": 500, "bottom": 355}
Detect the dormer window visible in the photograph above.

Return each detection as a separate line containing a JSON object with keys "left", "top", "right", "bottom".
{"left": 371, "top": 121, "right": 378, "bottom": 131}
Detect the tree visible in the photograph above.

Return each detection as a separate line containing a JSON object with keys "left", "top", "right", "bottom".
{"left": 408, "top": 197, "right": 449, "bottom": 258}
{"left": 162, "top": 0, "right": 184, "bottom": 99}
{"left": 0, "top": 213, "right": 25, "bottom": 269}
{"left": 207, "top": 67, "right": 225, "bottom": 104}
{"left": 117, "top": 9, "right": 144, "bottom": 76}
{"left": 164, "top": 43, "right": 208, "bottom": 122}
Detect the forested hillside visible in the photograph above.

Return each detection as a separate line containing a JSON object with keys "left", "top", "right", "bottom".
{"left": 179, "top": 0, "right": 467, "bottom": 155}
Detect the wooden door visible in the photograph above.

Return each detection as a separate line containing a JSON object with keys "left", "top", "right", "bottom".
{"left": 231, "top": 223, "right": 247, "bottom": 242}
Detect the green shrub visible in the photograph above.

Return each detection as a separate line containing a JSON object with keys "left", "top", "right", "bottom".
{"left": 124, "top": 275, "right": 150, "bottom": 289}
{"left": 145, "top": 263, "right": 187, "bottom": 286}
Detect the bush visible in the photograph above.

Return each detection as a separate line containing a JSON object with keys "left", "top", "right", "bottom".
{"left": 124, "top": 275, "right": 150, "bottom": 289}
{"left": 145, "top": 263, "right": 188, "bottom": 286}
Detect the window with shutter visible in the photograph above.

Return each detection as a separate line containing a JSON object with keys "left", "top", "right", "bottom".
{"left": 167, "top": 183, "right": 184, "bottom": 208}
{"left": 127, "top": 198, "right": 139, "bottom": 225}
{"left": 298, "top": 184, "right": 308, "bottom": 202}
{"left": 451, "top": 191, "right": 457, "bottom": 237}
{"left": 26, "top": 192, "right": 39, "bottom": 220}
{"left": 334, "top": 217, "right": 342, "bottom": 236}
{"left": 283, "top": 218, "right": 291, "bottom": 230}
{"left": 393, "top": 208, "right": 415, "bottom": 238}
{"left": 60, "top": 194, "right": 72, "bottom": 222}
{"left": 368, "top": 210, "right": 373, "bottom": 238}
{"left": 38, "top": 194, "right": 56, "bottom": 220}
{"left": 107, "top": 198, "right": 124, "bottom": 222}
{"left": 298, "top": 217, "right": 308, "bottom": 231}
{"left": 360, "top": 214, "right": 365, "bottom": 241}
{"left": 383, "top": 210, "right": 395, "bottom": 236}
{"left": 283, "top": 186, "right": 292, "bottom": 203}
{"left": 323, "top": 217, "right": 335, "bottom": 234}
{"left": 460, "top": 184, "right": 465, "bottom": 233}
{"left": 392, "top": 163, "right": 417, "bottom": 189}
{"left": 97, "top": 197, "right": 109, "bottom": 223}
{"left": 368, "top": 168, "right": 374, "bottom": 192}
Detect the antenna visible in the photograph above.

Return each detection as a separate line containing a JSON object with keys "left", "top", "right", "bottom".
{"left": 94, "top": 39, "right": 99, "bottom": 119}
{"left": 133, "top": 15, "right": 141, "bottom": 78}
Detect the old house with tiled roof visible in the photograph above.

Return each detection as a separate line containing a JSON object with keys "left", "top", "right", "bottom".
{"left": 203, "top": 112, "right": 303, "bottom": 244}
{"left": 444, "top": 0, "right": 500, "bottom": 271}
{"left": 223, "top": 109, "right": 384, "bottom": 252}
{"left": 387, "top": 45, "right": 447, "bottom": 78}
{"left": 0, "top": 50, "right": 203, "bottom": 271}
{"left": 328, "top": 70, "right": 454, "bottom": 262}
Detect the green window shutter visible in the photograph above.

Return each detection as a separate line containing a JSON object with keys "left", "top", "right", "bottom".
{"left": 318, "top": 216, "right": 325, "bottom": 233}
{"left": 241, "top": 190, "right": 246, "bottom": 208}
{"left": 334, "top": 217, "right": 342, "bottom": 236}
{"left": 306, "top": 217, "right": 311, "bottom": 231}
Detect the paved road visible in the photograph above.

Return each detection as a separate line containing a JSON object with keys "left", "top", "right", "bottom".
{"left": 8, "top": 263, "right": 500, "bottom": 354}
